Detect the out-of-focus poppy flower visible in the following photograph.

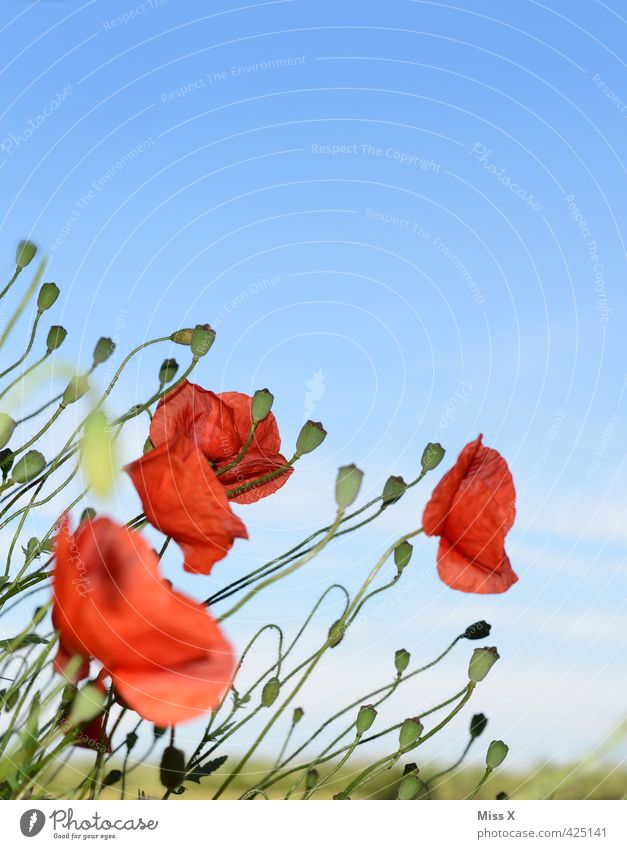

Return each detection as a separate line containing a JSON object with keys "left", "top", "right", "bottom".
{"left": 52, "top": 516, "right": 235, "bottom": 725}
{"left": 126, "top": 434, "right": 248, "bottom": 575}
{"left": 422, "top": 435, "right": 517, "bottom": 594}
{"left": 149, "top": 381, "right": 293, "bottom": 504}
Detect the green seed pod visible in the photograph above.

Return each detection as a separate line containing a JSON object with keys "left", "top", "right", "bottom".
{"left": 37, "top": 282, "right": 60, "bottom": 312}
{"left": 126, "top": 731, "right": 138, "bottom": 751}
{"left": 399, "top": 717, "right": 423, "bottom": 750}
{"left": 296, "top": 420, "right": 327, "bottom": 456}
{"left": 191, "top": 323, "right": 216, "bottom": 358}
{"left": 305, "top": 768, "right": 319, "bottom": 791}
{"left": 15, "top": 239, "right": 37, "bottom": 269}
{"left": 251, "top": 388, "right": 274, "bottom": 423}
{"left": 12, "top": 450, "right": 45, "bottom": 483}
{"left": 23, "top": 538, "right": 40, "bottom": 559}
{"left": 464, "top": 620, "right": 492, "bottom": 640}
{"left": 62, "top": 374, "right": 89, "bottom": 406}
{"left": 261, "top": 677, "right": 280, "bottom": 707}
{"left": 171, "top": 328, "right": 194, "bottom": 345}
{"left": 327, "top": 619, "right": 345, "bottom": 648}
{"left": 160, "top": 745, "right": 186, "bottom": 791}
{"left": 468, "top": 647, "right": 500, "bottom": 683}
{"left": 356, "top": 704, "right": 377, "bottom": 734}
{"left": 486, "top": 739, "right": 509, "bottom": 769}
{"left": 470, "top": 713, "right": 488, "bottom": 738}
{"left": 80, "top": 507, "right": 96, "bottom": 524}
{"left": 394, "top": 648, "right": 410, "bottom": 675}
{"left": 335, "top": 464, "right": 363, "bottom": 509}
{"left": 421, "top": 442, "right": 445, "bottom": 472}
{"left": 46, "top": 325, "right": 67, "bottom": 352}
{"left": 394, "top": 541, "right": 413, "bottom": 574}
{"left": 0, "top": 448, "right": 13, "bottom": 480}
{"left": 381, "top": 474, "right": 407, "bottom": 506}
{"left": 293, "top": 707, "right": 304, "bottom": 724}
{"left": 159, "top": 358, "right": 179, "bottom": 386}
{"left": 0, "top": 414, "right": 16, "bottom": 450}
{"left": 397, "top": 772, "right": 422, "bottom": 800}
{"left": 93, "top": 337, "right": 115, "bottom": 365}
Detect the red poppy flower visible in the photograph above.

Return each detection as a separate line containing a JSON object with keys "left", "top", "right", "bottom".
{"left": 52, "top": 516, "right": 235, "bottom": 726}
{"left": 422, "top": 435, "right": 518, "bottom": 594}
{"left": 126, "top": 434, "right": 248, "bottom": 575}
{"left": 149, "top": 381, "right": 293, "bottom": 504}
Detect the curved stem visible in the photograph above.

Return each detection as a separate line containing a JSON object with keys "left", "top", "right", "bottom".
{"left": 0, "top": 311, "right": 42, "bottom": 380}
{"left": 217, "top": 509, "right": 345, "bottom": 622}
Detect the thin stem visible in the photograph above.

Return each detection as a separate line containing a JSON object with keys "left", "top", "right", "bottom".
{"left": 215, "top": 422, "right": 258, "bottom": 476}
{"left": 0, "top": 266, "right": 21, "bottom": 301}
{"left": 217, "top": 509, "right": 345, "bottom": 622}
{"left": 0, "top": 310, "right": 42, "bottom": 379}
{"left": 0, "top": 350, "right": 50, "bottom": 402}
{"left": 224, "top": 453, "right": 296, "bottom": 499}
{"left": 468, "top": 767, "right": 493, "bottom": 800}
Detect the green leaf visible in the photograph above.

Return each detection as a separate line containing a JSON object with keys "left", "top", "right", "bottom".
{"left": 186, "top": 755, "right": 228, "bottom": 784}
{"left": 81, "top": 410, "right": 118, "bottom": 497}
{"left": 0, "top": 634, "right": 48, "bottom": 652}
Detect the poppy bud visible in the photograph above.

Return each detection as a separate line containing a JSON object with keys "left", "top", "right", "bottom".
{"left": 103, "top": 769, "right": 122, "bottom": 787}
{"left": 261, "top": 677, "right": 280, "bottom": 707}
{"left": 397, "top": 771, "right": 422, "bottom": 800}
{"left": 295, "top": 420, "right": 327, "bottom": 456}
{"left": 93, "top": 337, "right": 115, "bottom": 365}
{"left": 486, "top": 739, "right": 509, "bottom": 769}
{"left": 0, "top": 414, "right": 16, "bottom": 450}
{"left": 293, "top": 707, "right": 304, "bottom": 724}
{"left": 0, "top": 448, "right": 13, "bottom": 480}
{"left": 470, "top": 713, "right": 488, "bottom": 738}
{"left": 15, "top": 239, "right": 37, "bottom": 269}
{"left": 191, "top": 323, "right": 216, "bottom": 358}
{"left": 12, "top": 450, "right": 45, "bottom": 483}
{"left": 356, "top": 704, "right": 377, "bottom": 734}
{"left": 62, "top": 374, "right": 89, "bottom": 406}
{"left": 463, "top": 620, "right": 492, "bottom": 640}
{"left": 468, "top": 647, "right": 500, "bottom": 683}
{"left": 159, "top": 358, "right": 179, "bottom": 386}
{"left": 327, "top": 619, "right": 345, "bottom": 647}
{"left": 37, "top": 282, "right": 59, "bottom": 312}
{"left": 335, "top": 464, "right": 363, "bottom": 509}
{"left": 251, "top": 388, "right": 274, "bottom": 423}
{"left": 143, "top": 437, "right": 154, "bottom": 454}
{"left": 153, "top": 725, "right": 167, "bottom": 738}
{"left": 23, "top": 537, "right": 40, "bottom": 559}
{"left": 395, "top": 648, "right": 410, "bottom": 675}
{"left": 170, "top": 328, "right": 194, "bottom": 345}
{"left": 46, "top": 325, "right": 67, "bottom": 352}
{"left": 496, "top": 791, "right": 509, "bottom": 800}
{"left": 382, "top": 474, "right": 406, "bottom": 506}
{"left": 80, "top": 507, "right": 96, "bottom": 524}
{"left": 160, "top": 745, "right": 186, "bottom": 790}
{"left": 421, "top": 442, "right": 445, "bottom": 472}
{"left": 394, "top": 541, "right": 413, "bottom": 574}
{"left": 305, "top": 768, "right": 319, "bottom": 791}
{"left": 126, "top": 731, "right": 138, "bottom": 751}
{"left": 399, "top": 717, "right": 423, "bottom": 750}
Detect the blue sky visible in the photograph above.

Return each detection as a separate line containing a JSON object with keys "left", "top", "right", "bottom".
{"left": 0, "top": 0, "right": 625, "bottom": 779}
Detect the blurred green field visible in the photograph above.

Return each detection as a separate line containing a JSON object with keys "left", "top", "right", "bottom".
{"left": 41, "top": 757, "right": 626, "bottom": 801}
